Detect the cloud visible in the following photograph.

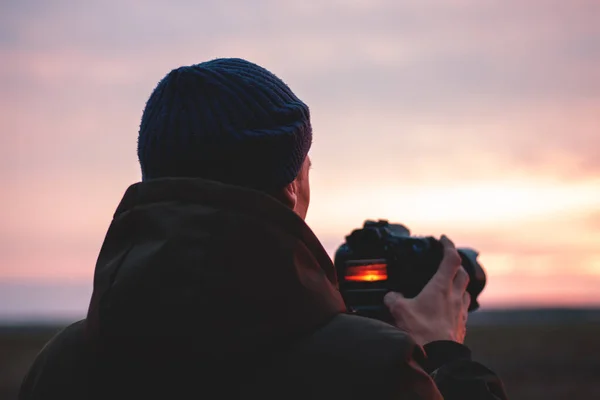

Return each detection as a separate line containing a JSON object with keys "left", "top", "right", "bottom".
{"left": 4, "top": 0, "right": 600, "bottom": 98}
{"left": 0, "top": 282, "right": 92, "bottom": 319}
{"left": 312, "top": 203, "right": 600, "bottom": 287}
{"left": 1, "top": 0, "right": 599, "bottom": 311}
{"left": 3, "top": 0, "right": 599, "bottom": 188}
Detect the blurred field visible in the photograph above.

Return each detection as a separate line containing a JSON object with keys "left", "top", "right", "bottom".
{"left": 2, "top": 310, "right": 600, "bottom": 400}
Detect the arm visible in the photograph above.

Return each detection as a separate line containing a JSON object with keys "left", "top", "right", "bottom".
{"left": 423, "top": 341, "right": 508, "bottom": 399}
{"left": 384, "top": 236, "right": 509, "bottom": 399}
{"left": 367, "top": 329, "right": 507, "bottom": 400}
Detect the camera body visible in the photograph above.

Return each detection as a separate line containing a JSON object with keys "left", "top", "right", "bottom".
{"left": 334, "top": 220, "right": 486, "bottom": 323}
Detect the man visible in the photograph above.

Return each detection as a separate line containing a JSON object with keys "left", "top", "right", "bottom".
{"left": 19, "top": 58, "right": 507, "bottom": 399}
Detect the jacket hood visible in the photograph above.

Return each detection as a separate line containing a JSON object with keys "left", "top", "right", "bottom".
{"left": 85, "top": 178, "right": 346, "bottom": 358}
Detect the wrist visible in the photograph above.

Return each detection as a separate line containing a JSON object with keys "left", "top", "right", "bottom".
{"left": 422, "top": 340, "right": 472, "bottom": 373}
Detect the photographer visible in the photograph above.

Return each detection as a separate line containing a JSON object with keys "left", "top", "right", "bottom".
{"left": 19, "top": 58, "right": 507, "bottom": 400}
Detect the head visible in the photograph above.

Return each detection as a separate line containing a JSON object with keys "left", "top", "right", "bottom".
{"left": 137, "top": 58, "right": 313, "bottom": 219}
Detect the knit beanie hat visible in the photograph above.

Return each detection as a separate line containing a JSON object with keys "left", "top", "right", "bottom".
{"left": 137, "top": 58, "right": 312, "bottom": 190}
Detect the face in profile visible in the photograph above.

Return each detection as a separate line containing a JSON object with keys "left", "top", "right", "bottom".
{"left": 294, "top": 156, "right": 311, "bottom": 220}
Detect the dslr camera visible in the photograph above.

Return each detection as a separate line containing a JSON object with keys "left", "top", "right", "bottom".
{"left": 334, "top": 220, "right": 486, "bottom": 323}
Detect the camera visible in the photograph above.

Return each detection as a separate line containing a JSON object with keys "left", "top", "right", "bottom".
{"left": 334, "top": 220, "right": 487, "bottom": 323}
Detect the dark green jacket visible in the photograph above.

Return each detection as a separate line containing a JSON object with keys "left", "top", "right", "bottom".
{"left": 19, "top": 178, "right": 507, "bottom": 400}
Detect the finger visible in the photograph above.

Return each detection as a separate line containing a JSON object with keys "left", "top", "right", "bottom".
{"left": 431, "top": 235, "right": 462, "bottom": 284}
{"left": 453, "top": 266, "right": 470, "bottom": 292}
{"left": 383, "top": 291, "right": 404, "bottom": 308}
{"left": 462, "top": 291, "right": 471, "bottom": 311}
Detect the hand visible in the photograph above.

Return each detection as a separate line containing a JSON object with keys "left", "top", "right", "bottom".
{"left": 383, "top": 235, "right": 471, "bottom": 346}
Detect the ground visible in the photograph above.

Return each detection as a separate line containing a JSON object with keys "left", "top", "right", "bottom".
{"left": 2, "top": 319, "right": 599, "bottom": 399}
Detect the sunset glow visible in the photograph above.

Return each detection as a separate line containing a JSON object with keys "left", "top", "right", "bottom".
{"left": 1, "top": 0, "right": 600, "bottom": 318}
{"left": 345, "top": 264, "right": 389, "bottom": 282}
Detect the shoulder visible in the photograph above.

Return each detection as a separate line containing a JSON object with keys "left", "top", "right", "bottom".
{"left": 19, "top": 320, "right": 89, "bottom": 400}
{"left": 33, "top": 319, "right": 88, "bottom": 366}
{"left": 43, "top": 319, "right": 87, "bottom": 348}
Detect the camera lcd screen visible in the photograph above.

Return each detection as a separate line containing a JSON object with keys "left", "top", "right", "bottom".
{"left": 344, "top": 259, "right": 388, "bottom": 282}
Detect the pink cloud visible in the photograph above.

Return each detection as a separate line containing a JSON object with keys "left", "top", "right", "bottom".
{"left": 2, "top": 0, "right": 600, "bottom": 314}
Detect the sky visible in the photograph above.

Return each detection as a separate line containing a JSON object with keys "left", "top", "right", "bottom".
{"left": 1, "top": 0, "right": 600, "bottom": 320}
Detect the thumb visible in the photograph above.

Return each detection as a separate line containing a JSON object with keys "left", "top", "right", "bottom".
{"left": 383, "top": 291, "right": 405, "bottom": 308}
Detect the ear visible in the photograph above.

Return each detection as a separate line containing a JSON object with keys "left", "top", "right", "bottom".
{"left": 279, "top": 179, "right": 298, "bottom": 210}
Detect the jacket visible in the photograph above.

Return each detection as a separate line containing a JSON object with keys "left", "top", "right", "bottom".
{"left": 19, "top": 178, "right": 508, "bottom": 400}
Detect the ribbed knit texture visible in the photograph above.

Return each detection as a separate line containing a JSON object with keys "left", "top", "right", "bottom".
{"left": 137, "top": 58, "right": 312, "bottom": 190}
